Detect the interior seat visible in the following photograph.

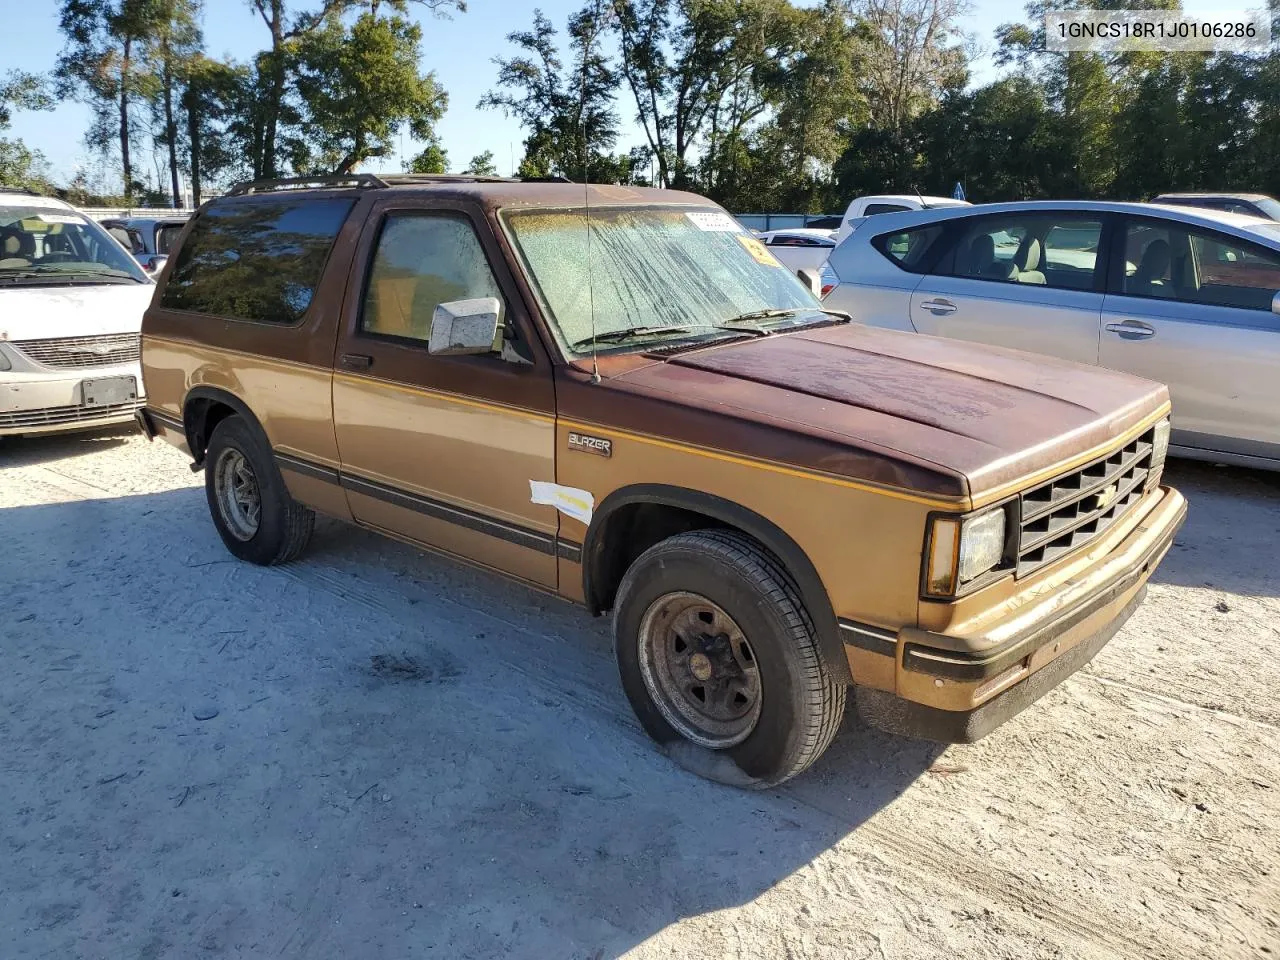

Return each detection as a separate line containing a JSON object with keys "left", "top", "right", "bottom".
{"left": 1129, "top": 239, "right": 1172, "bottom": 298}
{"left": 1014, "top": 238, "right": 1047, "bottom": 285}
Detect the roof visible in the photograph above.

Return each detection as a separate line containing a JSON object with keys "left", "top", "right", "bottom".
{"left": 0, "top": 190, "right": 73, "bottom": 209}
{"left": 220, "top": 173, "right": 711, "bottom": 212}
{"left": 856, "top": 194, "right": 969, "bottom": 206}
{"left": 1153, "top": 192, "right": 1273, "bottom": 201}
{"left": 844, "top": 199, "right": 1280, "bottom": 246}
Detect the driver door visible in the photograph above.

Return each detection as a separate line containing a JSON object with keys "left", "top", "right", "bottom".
{"left": 331, "top": 197, "right": 560, "bottom": 587}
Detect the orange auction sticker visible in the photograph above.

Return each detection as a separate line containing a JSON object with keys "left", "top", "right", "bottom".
{"left": 738, "top": 234, "right": 782, "bottom": 268}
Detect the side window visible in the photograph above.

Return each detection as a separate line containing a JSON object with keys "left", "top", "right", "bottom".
{"left": 941, "top": 216, "right": 1101, "bottom": 290}
{"left": 155, "top": 223, "right": 184, "bottom": 254}
{"left": 873, "top": 224, "right": 943, "bottom": 274}
{"left": 360, "top": 214, "right": 506, "bottom": 344}
{"left": 1121, "top": 220, "right": 1280, "bottom": 311}
{"left": 106, "top": 225, "right": 132, "bottom": 249}
{"left": 160, "top": 197, "right": 354, "bottom": 323}
{"left": 863, "top": 203, "right": 910, "bottom": 216}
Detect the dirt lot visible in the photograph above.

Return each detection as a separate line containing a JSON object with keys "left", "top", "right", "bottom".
{"left": 2, "top": 428, "right": 1277, "bottom": 959}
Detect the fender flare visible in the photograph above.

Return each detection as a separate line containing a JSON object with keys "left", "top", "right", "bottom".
{"left": 182, "top": 386, "right": 269, "bottom": 467}
{"left": 583, "top": 483, "right": 851, "bottom": 684}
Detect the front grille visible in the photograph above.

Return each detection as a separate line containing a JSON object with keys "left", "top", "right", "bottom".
{"left": 1016, "top": 426, "right": 1156, "bottom": 576}
{"left": 11, "top": 334, "right": 141, "bottom": 369}
{"left": 0, "top": 400, "right": 141, "bottom": 430}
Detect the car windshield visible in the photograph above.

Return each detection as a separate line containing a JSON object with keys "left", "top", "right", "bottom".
{"left": 0, "top": 203, "right": 147, "bottom": 284}
{"left": 504, "top": 205, "right": 822, "bottom": 357}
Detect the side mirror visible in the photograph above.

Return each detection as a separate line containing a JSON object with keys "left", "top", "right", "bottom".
{"left": 142, "top": 254, "right": 167, "bottom": 274}
{"left": 1273, "top": 290, "right": 1280, "bottom": 316}
{"left": 797, "top": 268, "right": 822, "bottom": 298}
{"left": 429, "top": 297, "right": 501, "bottom": 356}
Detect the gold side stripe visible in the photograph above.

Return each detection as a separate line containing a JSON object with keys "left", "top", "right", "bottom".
{"left": 332, "top": 371, "right": 557, "bottom": 422}
{"left": 142, "top": 334, "right": 332, "bottom": 374}
{"left": 560, "top": 418, "right": 965, "bottom": 507}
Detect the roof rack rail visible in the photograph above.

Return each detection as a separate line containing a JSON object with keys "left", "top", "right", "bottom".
{"left": 374, "top": 173, "right": 520, "bottom": 186}
{"left": 226, "top": 173, "right": 390, "bottom": 196}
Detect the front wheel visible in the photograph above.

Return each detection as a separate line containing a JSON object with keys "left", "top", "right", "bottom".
{"left": 204, "top": 415, "right": 314, "bottom": 565}
{"left": 614, "top": 529, "right": 845, "bottom": 788}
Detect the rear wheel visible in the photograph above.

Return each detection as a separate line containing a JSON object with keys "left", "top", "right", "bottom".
{"left": 614, "top": 529, "right": 845, "bottom": 788}
{"left": 204, "top": 415, "right": 314, "bottom": 565}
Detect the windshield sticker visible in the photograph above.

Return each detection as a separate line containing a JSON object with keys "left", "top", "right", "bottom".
{"left": 685, "top": 211, "right": 740, "bottom": 232}
{"left": 737, "top": 234, "right": 782, "bottom": 267}
{"left": 35, "top": 214, "right": 82, "bottom": 225}
{"left": 530, "top": 481, "right": 594, "bottom": 525}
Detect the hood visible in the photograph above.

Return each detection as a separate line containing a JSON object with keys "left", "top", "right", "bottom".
{"left": 611, "top": 323, "right": 1168, "bottom": 500}
{"left": 0, "top": 283, "right": 155, "bottom": 342}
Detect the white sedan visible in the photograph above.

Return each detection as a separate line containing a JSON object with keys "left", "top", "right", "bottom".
{"left": 822, "top": 200, "right": 1280, "bottom": 470}
{"left": 756, "top": 228, "right": 837, "bottom": 275}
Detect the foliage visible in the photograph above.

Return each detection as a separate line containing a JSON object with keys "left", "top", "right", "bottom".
{"left": 464, "top": 150, "right": 498, "bottom": 175}
{"left": 294, "top": 9, "right": 448, "bottom": 174}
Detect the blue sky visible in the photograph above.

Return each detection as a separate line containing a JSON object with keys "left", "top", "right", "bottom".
{"left": 4, "top": 0, "right": 1033, "bottom": 188}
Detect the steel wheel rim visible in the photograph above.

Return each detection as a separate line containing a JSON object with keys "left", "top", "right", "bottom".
{"left": 637, "top": 591, "right": 762, "bottom": 748}
{"left": 213, "top": 447, "right": 261, "bottom": 541}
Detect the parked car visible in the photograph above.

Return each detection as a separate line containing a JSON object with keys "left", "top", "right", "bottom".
{"left": 834, "top": 193, "right": 971, "bottom": 244}
{"left": 0, "top": 189, "right": 152, "bottom": 437}
{"left": 823, "top": 199, "right": 1280, "bottom": 470}
{"left": 755, "top": 227, "right": 837, "bottom": 274}
{"left": 101, "top": 214, "right": 190, "bottom": 274}
{"left": 138, "top": 174, "right": 1184, "bottom": 787}
{"left": 1152, "top": 192, "right": 1280, "bottom": 221}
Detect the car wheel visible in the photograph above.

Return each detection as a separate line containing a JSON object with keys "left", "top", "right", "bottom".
{"left": 614, "top": 529, "right": 845, "bottom": 788}
{"left": 204, "top": 415, "right": 314, "bottom": 565}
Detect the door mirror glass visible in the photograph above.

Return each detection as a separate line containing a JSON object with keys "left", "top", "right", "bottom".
{"left": 1273, "top": 289, "right": 1280, "bottom": 316}
{"left": 429, "top": 297, "right": 501, "bottom": 355}
{"left": 796, "top": 267, "right": 822, "bottom": 297}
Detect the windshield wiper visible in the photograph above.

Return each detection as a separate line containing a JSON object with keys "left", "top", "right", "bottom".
{"left": 572, "top": 326, "right": 698, "bottom": 350}
{"left": 0, "top": 269, "right": 141, "bottom": 285}
{"left": 724, "top": 307, "right": 852, "bottom": 325}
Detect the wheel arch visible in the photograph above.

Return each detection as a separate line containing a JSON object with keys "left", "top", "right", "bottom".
{"left": 583, "top": 484, "right": 851, "bottom": 684}
{"left": 182, "top": 386, "right": 269, "bottom": 468}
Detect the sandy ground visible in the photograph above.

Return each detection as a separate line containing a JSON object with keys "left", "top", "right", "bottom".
{"left": 2, "top": 428, "right": 1278, "bottom": 959}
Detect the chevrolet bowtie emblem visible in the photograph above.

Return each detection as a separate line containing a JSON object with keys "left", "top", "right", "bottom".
{"left": 1094, "top": 483, "right": 1119, "bottom": 511}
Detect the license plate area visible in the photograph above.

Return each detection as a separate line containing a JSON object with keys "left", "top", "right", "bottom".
{"left": 80, "top": 376, "right": 138, "bottom": 407}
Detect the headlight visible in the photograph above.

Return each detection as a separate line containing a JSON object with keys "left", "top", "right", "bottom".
{"left": 926, "top": 508, "right": 1008, "bottom": 596}
{"left": 1146, "top": 417, "right": 1171, "bottom": 490}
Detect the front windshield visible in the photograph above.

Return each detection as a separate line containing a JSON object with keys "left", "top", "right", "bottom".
{"left": 505, "top": 205, "right": 822, "bottom": 356}
{"left": 0, "top": 203, "right": 148, "bottom": 284}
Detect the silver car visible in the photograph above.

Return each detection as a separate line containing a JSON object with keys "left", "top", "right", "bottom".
{"left": 823, "top": 200, "right": 1280, "bottom": 470}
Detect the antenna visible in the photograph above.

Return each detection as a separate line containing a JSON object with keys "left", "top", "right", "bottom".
{"left": 579, "top": 41, "right": 600, "bottom": 385}
{"left": 913, "top": 184, "right": 930, "bottom": 210}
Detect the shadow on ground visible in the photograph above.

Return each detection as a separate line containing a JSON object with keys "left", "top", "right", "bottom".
{"left": 1, "top": 485, "right": 944, "bottom": 959}
{"left": 1151, "top": 459, "right": 1280, "bottom": 598}
{"left": 0, "top": 425, "right": 137, "bottom": 467}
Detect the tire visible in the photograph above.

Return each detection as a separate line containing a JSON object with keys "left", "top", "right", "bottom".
{"left": 204, "top": 415, "right": 314, "bottom": 565}
{"left": 613, "top": 529, "right": 845, "bottom": 788}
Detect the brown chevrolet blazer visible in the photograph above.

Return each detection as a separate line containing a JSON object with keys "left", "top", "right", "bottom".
{"left": 137, "top": 174, "right": 1187, "bottom": 788}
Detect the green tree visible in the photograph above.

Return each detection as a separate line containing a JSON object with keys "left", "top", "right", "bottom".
{"left": 464, "top": 150, "right": 498, "bottom": 175}
{"left": 147, "top": 0, "right": 202, "bottom": 205}
{"left": 293, "top": 8, "right": 449, "bottom": 174}
{"left": 480, "top": 4, "right": 621, "bottom": 182}
{"left": 58, "top": 0, "right": 166, "bottom": 199}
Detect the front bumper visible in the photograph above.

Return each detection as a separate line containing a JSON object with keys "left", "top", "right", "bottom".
{"left": 0, "top": 364, "right": 145, "bottom": 436}
{"left": 849, "top": 485, "right": 1187, "bottom": 742}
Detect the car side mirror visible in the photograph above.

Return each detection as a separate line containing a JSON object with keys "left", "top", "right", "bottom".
{"left": 142, "top": 254, "right": 167, "bottom": 274}
{"left": 429, "top": 297, "right": 501, "bottom": 356}
{"left": 797, "top": 268, "right": 822, "bottom": 298}
{"left": 1273, "top": 290, "right": 1280, "bottom": 316}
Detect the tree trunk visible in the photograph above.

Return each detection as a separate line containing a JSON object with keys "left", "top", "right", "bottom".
{"left": 163, "top": 40, "right": 181, "bottom": 207}
{"left": 262, "top": 3, "right": 286, "bottom": 179}
{"left": 184, "top": 82, "right": 201, "bottom": 206}
{"left": 120, "top": 35, "right": 133, "bottom": 201}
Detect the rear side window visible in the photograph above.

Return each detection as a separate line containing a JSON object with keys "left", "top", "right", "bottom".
{"left": 160, "top": 198, "right": 354, "bottom": 323}
{"left": 864, "top": 203, "right": 910, "bottom": 216}
{"left": 873, "top": 225, "right": 943, "bottom": 273}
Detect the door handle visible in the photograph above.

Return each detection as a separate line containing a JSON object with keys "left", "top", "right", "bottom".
{"left": 340, "top": 353, "right": 374, "bottom": 370}
{"left": 1105, "top": 321, "right": 1156, "bottom": 340}
{"left": 919, "top": 298, "right": 957, "bottom": 315}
